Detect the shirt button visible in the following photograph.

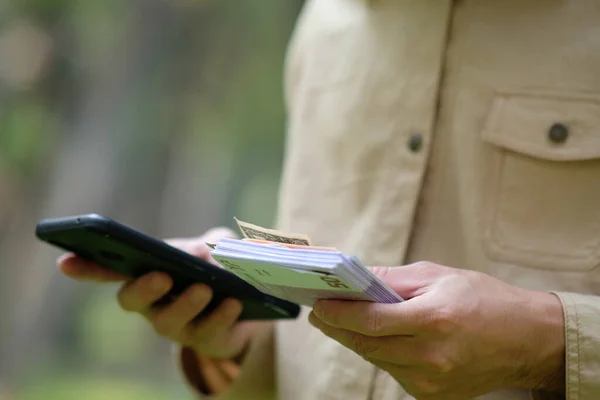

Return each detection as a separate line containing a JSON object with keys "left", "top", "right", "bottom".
{"left": 407, "top": 133, "right": 423, "bottom": 152}
{"left": 548, "top": 123, "right": 569, "bottom": 144}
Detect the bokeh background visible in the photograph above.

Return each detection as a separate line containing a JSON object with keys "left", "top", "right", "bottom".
{"left": 0, "top": 0, "right": 304, "bottom": 398}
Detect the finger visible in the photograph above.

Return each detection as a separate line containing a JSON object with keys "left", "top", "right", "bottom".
{"left": 196, "top": 354, "right": 238, "bottom": 394}
{"left": 149, "top": 284, "right": 212, "bottom": 337}
{"left": 117, "top": 272, "right": 172, "bottom": 312}
{"left": 202, "top": 227, "right": 238, "bottom": 242}
{"left": 215, "top": 358, "right": 242, "bottom": 380}
{"left": 309, "top": 312, "right": 417, "bottom": 365}
{"left": 312, "top": 297, "right": 432, "bottom": 337}
{"left": 165, "top": 238, "right": 211, "bottom": 260}
{"left": 369, "top": 262, "right": 447, "bottom": 299}
{"left": 58, "top": 254, "right": 127, "bottom": 282}
{"left": 166, "top": 227, "right": 238, "bottom": 259}
{"left": 191, "top": 298, "right": 243, "bottom": 347}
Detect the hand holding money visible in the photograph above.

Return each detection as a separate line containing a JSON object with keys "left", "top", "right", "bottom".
{"left": 308, "top": 263, "right": 566, "bottom": 399}
{"left": 210, "top": 219, "right": 403, "bottom": 306}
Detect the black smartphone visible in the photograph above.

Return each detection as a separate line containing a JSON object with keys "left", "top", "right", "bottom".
{"left": 35, "top": 214, "right": 300, "bottom": 321}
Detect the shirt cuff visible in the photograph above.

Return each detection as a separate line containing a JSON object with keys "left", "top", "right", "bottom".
{"left": 550, "top": 291, "right": 600, "bottom": 400}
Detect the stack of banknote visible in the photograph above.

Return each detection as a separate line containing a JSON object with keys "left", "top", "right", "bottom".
{"left": 210, "top": 219, "right": 403, "bottom": 306}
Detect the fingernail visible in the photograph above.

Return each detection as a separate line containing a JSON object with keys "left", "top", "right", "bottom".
{"left": 57, "top": 254, "right": 71, "bottom": 265}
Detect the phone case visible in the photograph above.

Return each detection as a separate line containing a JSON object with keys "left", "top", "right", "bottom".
{"left": 36, "top": 214, "right": 300, "bottom": 321}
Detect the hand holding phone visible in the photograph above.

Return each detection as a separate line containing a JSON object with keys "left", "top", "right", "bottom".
{"left": 58, "top": 227, "right": 263, "bottom": 361}
{"left": 37, "top": 214, "right": 299, "bottom": 321}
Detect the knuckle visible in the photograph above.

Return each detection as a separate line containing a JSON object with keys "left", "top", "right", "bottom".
{"left": 150, "top": 314, "right": 176, "bottom": 338}
{"left": 183, "top": 288, "right": 205, "bottom": 311}
{"left": 210, "top": 307, "right": 237, "bottom": 329}
{"left": 350, "top": 333, "right": 378, "bottom": 359}
{"left": 411, "top": 261, "right": 450, "bottom": 280}
{"left": 413, "top": 260, "right": 433, "bottom": 269}
{"left": 193, "top": 306, "right": 232, "bottom": 338}
{"left": 413, "top": 261, "right": 437, "bottom": 273}
{"left": 221, "top": 304, "right": 242, "bottom": 325}
{"left": 192, "top": 322, "right": 216, "bottom": 344}
{"left": 426, "top": 353, "right": 456, "bottom": 374}
{"left": 210, "top": 310, "right": 228, "bottom": 326}
{"left": 409, "top": 261, "right": 439, "bottom": 281}
{"left": 428, "top": 307, "right": 459, "bottom": 335}
{"left": 210, "top": 307, "right": 231, "bottom": 326}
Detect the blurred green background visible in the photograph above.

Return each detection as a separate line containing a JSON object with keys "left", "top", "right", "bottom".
{"left": 0, "top": 0, "right": 304, "bottom": 398}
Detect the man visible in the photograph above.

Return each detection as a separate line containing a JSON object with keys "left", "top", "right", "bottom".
{"left": 61, "top": 0, "right": 600, "bottom": 399}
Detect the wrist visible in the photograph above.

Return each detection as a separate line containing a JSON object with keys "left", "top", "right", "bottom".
{"left": 521, "top": 291, "right": 566, "bottom": 393}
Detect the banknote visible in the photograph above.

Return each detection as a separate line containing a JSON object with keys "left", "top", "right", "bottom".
{"left": 234, "top": 218, "right": 313, "bottom": 246}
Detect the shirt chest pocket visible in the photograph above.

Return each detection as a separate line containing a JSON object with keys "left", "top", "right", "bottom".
{"left": 481, "top": 92, "right": 600, "bottom": 272}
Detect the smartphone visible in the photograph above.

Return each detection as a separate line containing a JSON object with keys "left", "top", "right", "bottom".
{"left": 35, "top": 214, "right": 300, "bottom": 321}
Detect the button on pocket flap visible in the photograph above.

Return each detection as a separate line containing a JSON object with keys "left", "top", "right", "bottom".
{"left": 482, "top": 92, "right": 600, "bottom": 161}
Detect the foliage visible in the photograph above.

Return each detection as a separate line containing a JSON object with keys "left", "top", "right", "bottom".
{"left": 0, "top": 0, "right": 303, "bottom": 398}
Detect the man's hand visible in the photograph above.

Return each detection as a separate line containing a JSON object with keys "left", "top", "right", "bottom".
{"left": 309, "top": 262, "right": 566, "bottom": 400}
{"left": 59, "top": 227, "right": 260, "bottom": 361}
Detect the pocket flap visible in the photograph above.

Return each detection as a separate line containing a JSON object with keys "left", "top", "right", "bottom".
{"left": 482, "top": 92, "right": 600, "bottom": 161}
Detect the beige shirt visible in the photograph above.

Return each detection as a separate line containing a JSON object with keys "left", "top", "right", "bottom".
{"left": 187, "top": 1, "right": 600, "bottom": 399}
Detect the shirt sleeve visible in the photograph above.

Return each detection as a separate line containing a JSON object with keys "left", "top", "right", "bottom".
{"left": 533, "top": 292, "right": 600, "bottom": 400}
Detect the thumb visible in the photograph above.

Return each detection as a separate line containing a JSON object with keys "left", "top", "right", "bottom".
{"left": 166, "top": 227, "right": 238, "bottom": 260}
{"left": 202, "top": 226, "right": 239, "bottom": 243}
{"left": 369, "top": 262, "right": 442, "bottom": 300}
